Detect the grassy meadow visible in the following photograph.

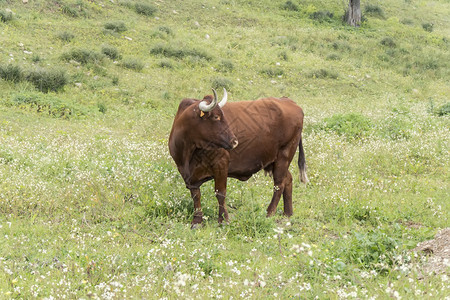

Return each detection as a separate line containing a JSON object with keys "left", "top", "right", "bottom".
{"left": 0, "top": 0, "right": 449, "bottom": 298}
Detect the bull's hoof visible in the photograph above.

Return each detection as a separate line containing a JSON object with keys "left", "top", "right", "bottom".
{"left": 218, "top": 220, "right": 229, "bottom": 227}
{"left": 218, "top": 216, "right": 230, "bottom": 225}
{"left": 266, "top": 211, "right": 276, "bottom": 217}
{"left": 283, "top": 211, "right": 293, "bottom": 217}
{"left": 191, "top": 223, "right": 203, "bottom": 230}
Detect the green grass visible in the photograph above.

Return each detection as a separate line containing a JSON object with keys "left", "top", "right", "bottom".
{"left": 0, "top": 0, "right": 449, "bottom": 298}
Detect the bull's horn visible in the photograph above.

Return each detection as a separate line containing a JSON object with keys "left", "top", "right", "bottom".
{"left": 199, "top": 89, "right": 218, "bottom": 112}
{"left": 218, "top": 88, "right": 228, "bottom": 108}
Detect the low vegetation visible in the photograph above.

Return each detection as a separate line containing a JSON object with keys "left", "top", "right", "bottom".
{"left": 0, "top": 0, "right": 448, "bottom": 298}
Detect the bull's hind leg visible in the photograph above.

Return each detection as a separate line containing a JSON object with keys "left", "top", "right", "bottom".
{"left": 282, "top": 171, "right": 293, "bottom": 216}
{"left": 266, "top": 160, "right": 289, "bottom": 217}
{"left": 267, "top": 141, "right": 299, "bottom": 217}
{"left": 190, "top": 188, "right": 203, "bottom": 227}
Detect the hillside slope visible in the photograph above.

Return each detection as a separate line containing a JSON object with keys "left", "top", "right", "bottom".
{"left": 0, "top": 0, "right": 449, "bottom": 298}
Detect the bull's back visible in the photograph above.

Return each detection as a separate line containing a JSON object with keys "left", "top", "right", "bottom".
{"left": 223, "top": 98, "right": 303, "bottom": 178}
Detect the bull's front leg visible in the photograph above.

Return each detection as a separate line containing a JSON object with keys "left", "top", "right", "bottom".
{"left": 190, "top": 188, "right": 203, "bottom": 227}
{"left": 213, "top": 170, "right": 229, "bottom": 224}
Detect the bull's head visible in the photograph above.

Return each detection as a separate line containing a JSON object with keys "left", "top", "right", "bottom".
{"left": 195, "top": 88, "right": 238, "bottom": 150}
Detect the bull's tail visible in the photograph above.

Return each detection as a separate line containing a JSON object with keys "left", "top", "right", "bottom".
{"left": 298, "top": 135, "right": 309, "bottom": 184}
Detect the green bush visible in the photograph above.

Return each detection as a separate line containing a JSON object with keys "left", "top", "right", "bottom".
{"left": 380, "top": 37, "right": 396, "bottom": 48}
{"left": 381, "top": 116, "right": 412, "bottom": 140}
{"left": 61, "top": 4, "right": 79, "bottom": 17}
{"left": 260, "top": 67, "right": 284, "bottom": 77}
{"left": 422, "top": 22, "right": 434, "bottom": 32}
{"left": 211, "top": 77, "right": 234, "bottom": 90}
{"left": 217, "top": 59, "right": 234, "bottom": 73}
{"left": 331, "top": 41, "right": 351, "bottom": 52}
{"left": 104, "top": 21, "right": 127, "bottom": 33}
{"left": 56, "top": 31, "right": 75, "bottom": 42}
{"left": 26, "top": 68, "right": 68, "bottom": 93}
{"left": 150, "top": 44, "right": 212, "bottom": 61}
{"left": 310, "top": 10, "right": 334, "bottom": 22}
{"left": 101, "top": 44, "right": 120, "bottom": 60}
{"left": 326, "top": 53, "right": 341, "bottom": 61}
{"left": 61, "top": 48, "right": 105, "bottom": 65}
{"left": 308, "top": 68, "right": 338, "bottom": 79}
{"left": 336, "top": 228, "right": 404, "bottom": 273}
{"left": 0, "top": 64, "right": 24, "bottom": 83}
{"left": 31, "top": 54, "right": 42, "bottom": 63}
{"left": 322, "top": 113, "right": 372, "bottom": 140}
{"left": 158, "top": 59, "right": 175, "bottom": 69}
{"left": 157, "top": 26, "right": 173, "bottom": 35}
{"left": 97, "top": 102, "right": 107, "bottom": 114}
{"left": 10, "top": 93, "right": 86, "bottom": 118}
{"left": 278, "top": 51, "right": 289, "bottom": 61}
{"left": 281, "top": 1, "right": 299, "bottom": 11}
{"left": 120, "top": 57, "right": 144, "bottom": 71}
{"left": 435, "top": 102, "right": 450, "bottom": 116}
{"left": 365, "top": 4, "right": 385, "bottom": 18}
{"left": 134, "top": 2, "right": 157, "bottom": 16}
{"left": 0, "top": 9, "right": 13, "bottom": 23}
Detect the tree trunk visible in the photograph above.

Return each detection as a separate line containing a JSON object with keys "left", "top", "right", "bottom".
{"left": 346, "top": 0, "right": 361, "bottom": 27}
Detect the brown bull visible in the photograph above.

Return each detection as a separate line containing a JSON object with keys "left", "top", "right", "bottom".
{"left": 168, "top": 89, "right": 308, "bottom": 226}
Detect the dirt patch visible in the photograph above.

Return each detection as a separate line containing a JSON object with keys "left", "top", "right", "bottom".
{"left": 413, "top": 228, "right": 450, "bottom": 276}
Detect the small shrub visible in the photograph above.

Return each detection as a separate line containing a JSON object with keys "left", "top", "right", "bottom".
{"left": 272, "top": 35, "right": 298, "bottom": 50}
{"left": 0, "top": 9, "right": 13, "bottom": 23}
{"left": 97, "top": 102, "right": 107, "bottom": 114}
{"left": 261, "top": 67, "right": 284, "bottom": 77}
{"left": 56, "top": 31, "right": 75, "bottom": 42}
{"left": 26, "top": 68, "right": 68, "bottom": 93}
{"left": 158, "top": 26, "right": 173, "bottom": 35}
{"left": 211, "top": 77, "right": 234, "bottom": 90}
{"left": 158, "top": 59, "right": 174, "bottom": 69}
{"left": 104, "top": 21, "right": 127, "bottom": 33}
{"left": 31, "top": 54, "right": 41, "bottom": 63}
{"left": 278, "top": 51, "right": 289, "bottom": 61}
{"left": 112, "top": 76, "right": 119, "bottom": 85}
{"left": 120, "top": 57, "right": 144, "bottom": 71}
{"left": 11, "top": 93, "right": 85, "bottom": 118}
{"left": 134, "top": 2, "right": 157, "bottom": 16}
{"left": 331, "top": 41, "right": 351, "bottom": 52}
{"left": 0, "top": 64, "right": 24, "bottom": 83}
{"left": 150, "top": 44, "right": 212, "bottom": 61}
{"left": 326, "top": 53, "right": 341, "bottom": 61}
{"left": 380, "top": 37, "right": 396, "bottom": 48}
{"left": 401, "top": 18, "right": 414, "bottom": 26}
{"left": 61, "top": 48, "right": 105, "bottom": 65}
{"left": 310, "top": 10, "right": 334, "bottom": 22}
{"left": 365, "top": 4, "right": 385, "bottom": 18}
{"left": 381, "top": 115, "right": 412, "bottom": 140}
{"left": 435, "top": 102, "right": 450, "bottom": 116}
{"left": 217, "top": 59, "right": 234, "bottom": 73}
{"left": 337, "top": 228, "right": 404, "bottom": 273}
{"left": 414, "top": 56, "right": 440, "bottom": 71}
{"left": 61, "top": 4, "right": 79, "bottom": 17}
{"left": 422, "top": 22, "right": 433, "bottom": 32}
{"left": 101, "top": 44, "right": 120, "bottom": 60}
{"left": 281, "top": 1, "right": 299, "bottom": 12}
{"left": 308, "top": 68, "right": 338, "bottom": 79}
{"left": 322, "top": 113, "right": 372, "bottom": 140}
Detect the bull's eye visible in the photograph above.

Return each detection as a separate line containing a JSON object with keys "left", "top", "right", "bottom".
{"left": 213, "top": 115, "right": 221, "bottom": 121}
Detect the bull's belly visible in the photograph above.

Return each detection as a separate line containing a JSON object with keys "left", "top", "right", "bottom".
{"left": 227, "top": 152, "right": 275, "bottom": 180}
